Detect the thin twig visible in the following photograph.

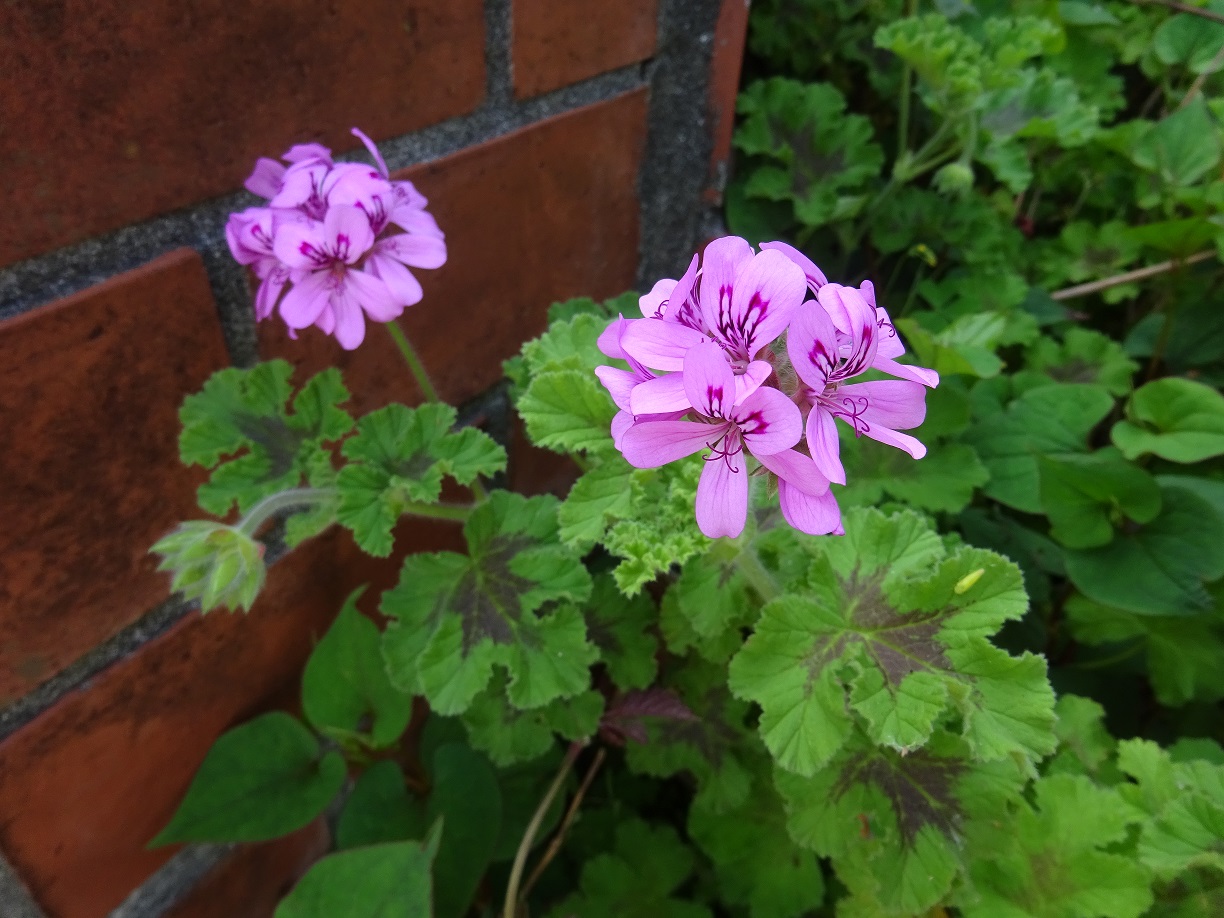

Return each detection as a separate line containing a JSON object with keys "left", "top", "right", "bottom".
{"left": 502, "top": 742, "right": 583, "bottom": 918}
{"left": 1179, "top": 42, "right": 1224, "bottom": 110}
{"left": 1132, "top": 0, "right": 1224, "bottom": 26}
{"left": 517, "top": 747, "right": 608, "bottom": 906}
{"left": 1049, "top": 250, "right": 1215, "bottom": 301}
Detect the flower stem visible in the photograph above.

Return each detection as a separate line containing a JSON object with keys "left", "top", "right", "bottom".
{"left": 734, "top": 544, "right": 781, "bottom": 602}
{"left": 385, "top": 320, "right": 441, "bottom": 403}
{"left": 237, "top": 487, "right": 334, "bottom": 536}
{"left": 503, "top": 741, "right": 583, "bottom": 918}
{"left": 1049, "top": 250, "right": 1215, "bottom": 301}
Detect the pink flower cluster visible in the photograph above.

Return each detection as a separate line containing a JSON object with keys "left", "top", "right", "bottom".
{"left": 596, "top": 237, "right": 939, "bottom": 539}
{"left": 226, "top": 129, "right": 446, "bottom": 350}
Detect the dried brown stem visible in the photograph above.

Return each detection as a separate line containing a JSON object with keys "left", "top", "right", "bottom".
{"left": 1132, "top": 0, "right": 1224, "bottom": 26}
{"left": 1049, "top": 250, "right": 1215, "bottom": 301}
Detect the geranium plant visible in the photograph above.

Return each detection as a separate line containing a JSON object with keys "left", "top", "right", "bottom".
{"left": 150, "top": 2, "right": 1224, "bottom": 914}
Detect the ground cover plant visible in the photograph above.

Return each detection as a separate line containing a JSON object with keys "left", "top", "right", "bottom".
{"left": 151, "top": 2, "right": 1224, "bottom": 915}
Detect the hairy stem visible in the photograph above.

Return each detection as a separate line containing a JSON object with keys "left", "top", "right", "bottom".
{"left": 237, "top": 487, "right": 334, "bottom": 536}
{"left": 401, "top": 500, "right": 474, "bottom": 522}
{"left": 1049, "top": 250, "right": 1215, "bottom": 301}
{"left": 517, "top": 747, "right": 608, "bottom": 905}
{"left": 503, "top": 741, "right": 583, "bottom": 918}
{"left": 385, "top": 320, "right": 441, "bottom": 403}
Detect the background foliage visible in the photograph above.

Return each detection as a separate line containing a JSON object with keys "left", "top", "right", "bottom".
{"left": 154, "top": 2, "right": 1224, "bottom": 916}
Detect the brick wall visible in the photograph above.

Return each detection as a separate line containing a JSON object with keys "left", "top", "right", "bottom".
{"left": 0, "top": 1, "right": 749, "bottom": 916}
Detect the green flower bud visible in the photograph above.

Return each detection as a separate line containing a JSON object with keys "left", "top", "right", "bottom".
{"left": 933, "top": 161, "right": 975, "bottom": 197}
{"left": 152, "top": 521, "right": 267, "bottom": 614}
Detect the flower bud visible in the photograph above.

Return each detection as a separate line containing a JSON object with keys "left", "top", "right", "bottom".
{"left": 933, "top": 162, "right": 975, "bottom": 197}
{"left": 152, "top": 522, "right": 267, "bottom": 614}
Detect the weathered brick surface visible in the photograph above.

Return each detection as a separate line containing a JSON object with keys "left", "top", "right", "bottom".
{"left": 512, "top": 0, "right": 658, "bottom": 98}
{"left": 0, "top": 521, "right": 459, "bottom": 918}
{"left": 705, "top": 0, "right": 752, "bottom": 202}
{"left": 163, "top": 823, "right": 330, "bottom": 918}
{"left": 261, "top": 90, "right": 649, "bottom": 413}
{"left": 0, "top": 251, "right": 229, "bottom": 703}
{"left": 0, "top": 0, "right": 485, "bottom": 266}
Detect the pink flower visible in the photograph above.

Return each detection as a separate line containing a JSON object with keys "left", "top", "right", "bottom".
{"left": 788, "top": 283, "right": 931, "bottom": 485}
{"left": 620, "top": 341, "right": 803, "bottom": 538}
{"left": 225, "top": 129, "right": 448, "bottom": 349}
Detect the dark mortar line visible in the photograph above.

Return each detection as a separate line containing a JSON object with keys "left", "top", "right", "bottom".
{"left": 483, "top": 0, "right": 513, "bottom": 106}
{"left": 0, "top": 63, "right": 645, "bottom": 333}
{"left": 637, "top": 0, "right": 725, "bottom": 288}
{"left": 0, "top": 854, "right": 48, "bottom": 918}
{"left": 107, "top": 844, "right": 234, "bottom": 918}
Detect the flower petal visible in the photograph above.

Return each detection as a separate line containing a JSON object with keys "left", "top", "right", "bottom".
{"left": 754, "top": 448, "right": 830, "bottom": 497}
{"left": 734, "top": 360, "right": 773, "bottom": 406}
{"left": 818, "top": 283, "right": 878, "bottom": 377}
{"left": 621, "top": 319, "right": 707, "bottom": 372}
{"left": 611, "top": 410, "right": 635, "bottom": 450}
{"left": 696, "top": 448, "right": 748, "bottom": 538}
{"left": 640, "top": 278, "right": 677, "bottom": 319}
{"left": 683, "top": 339, "right": 737, "bottom": 418}
{"left": 324, "top": 204, "right": 375, "bottom": 263}
{"left": 351, "top": 127, "right": 391, "bottom": 178}
{"left": 376, "top": 233, "right": 447, "bottom": 269}
{"left": 760, "top": 240, "right": 828, "bottom": 293}
{"left": 698, "top": 236, "right": 754, "bottom": 339}
{"left": 779, "top": 482, "right": 842, "bottom": 535}
{"left": 620, "top": 419, "right": 724, "bottom": 468}
{"left": 278, "top": 273, "right": 331, "bottom": 329}
{"left": 807, "top": 406, "right": 846, "bottom": 486}
{"left": 839, "top": 380, "right": 928, "bottom": 431}
{"left": 630, "top": 372, "right": 691, "bottom": 415}
{"left": 331, "top": 289, "right": 367, "bottom": 350}
{"left": 874, "top": 355, "right": 940, "bottom": 388}
{"left": 367, "top": 253, "right": 423, "bottom": 308}
{"left": 731, "top": 385, "right": 802, "bottom": 455}
{"left": 244, "top": 158, "right": 286, "bottom": 199}
{"left": 274, "top": 220, "right": 328, "bottom": 269}
{"left": 595, "top": 365, "right": 639, "bottom": 411}
{"left": 787, "top": 301, "right": 840, "bottom": 391}
{"left": 667, "top": 254, "right": 704, "bottom": 329}
{"left": 346, "top": 269, "right": 401, "bottom": 321}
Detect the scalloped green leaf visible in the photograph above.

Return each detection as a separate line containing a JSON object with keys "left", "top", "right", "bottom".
{"left": 730, "top": 509, "right": 1053, "bottom": 775}
{"left": 380, "top": 492, "right": 596, "bottom": 715}
{"left": 178, "top": 362, "right": 353, "bottom": 516}
{"left": 1112, "top": 377, "right": 1224, "bottom": 464}
{"left": 335, "top": 402, "right": 506, "bottom": 557}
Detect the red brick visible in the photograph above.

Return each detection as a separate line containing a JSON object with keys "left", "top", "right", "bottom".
{"left": 513, "top": 0, "right": 658, "bottom": 99}
{"left": 1, "top": 1, "right": 485, "bottom": 266}
{"left": 260, "top": 90, "right": 648, "bottom": 414}
{"left": 0, "top": 520, "right": 460, "bottom": 918}
{"left": 0, "top": 251, "right": 229, "bottom": 702}
{"left": 705, "top": 0, "right": 751, "bottom": 204}
{"left": 164, "top": 823, "right": 330, "bottom": 918}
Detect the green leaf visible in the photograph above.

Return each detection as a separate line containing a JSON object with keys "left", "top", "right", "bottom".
{"left": 840, "top": 439, "right": 990, "bottom": 513}
{"left": 959, "top": 773, "right": 1152, "bottom": 918}
{"left": 547, "top": 819, "right": 712, "bottom": 918}
{"left": 426, "top": 743, "right": 501, "bottom": 918}
{"left": 557, "top": 459, "right": 636, "bottom": 551}
{"left": 897, "top": 313, "right": 1010, "bottom": 379}
{"left": 1038, "top": 451, "right": 1162, "bottom": 548}
{"left": 517, "top": 369, "right": 617, "bottom": 456}
{"left": 659, "top": 549, "right": 754, "bottom": 663}
{"left": 153, "top": 712, "right": 345, "bottom": 844}
{"left": 1155, "top": 10, "right": 1224, "bottom": 73}
{"left": 624, "top": 659, "right": 754, "bottom": 812}
{"left": 1066, "top": 594, "right": 1224, "bottom": 705}
{"left": 965, "top": 383, "right": 1115, "bottom": 513}
{"left": 336, "top": 403, "right": 506, "bottom": 557}
{"left": 179, "top": 362, "right": 352, "bottom": 516}
{"left": 302, "top": 588, "right": 413, "bottom": 748}
{"left": 778, "top": 731, "right": 1027, "bottom": 916}
{"left": 461, "top": 682, "right": 604, "bottom": 766}
{"left": 336, "top": 761, "right": 425, "bottom": 850}
{"left": 1112, "top": 377, "right": 1224, "bottom": 463}
{"left": 274, "top": 825, "right": 441, "bottom": 918}
{"left": 689, "top": 776, "right": 825, "bottom": 918}
{"left": 729, "top": 509, "right": 1054, "bottom": 775}
{"left": 603, "top": 458, "right": 707, "bottom": 594}
{"left": 381, "top": 492, "right": 595, "bottom": 715}
{"left": 1131, "top": 97, "right": 1222, "bottom": 188}
{"left": 585, "top": 575, "right": 659, "bottom": 691}
{"left": 1022, "top": 327, "right": 1139, "bottom": 396}
{"left": 1063, "top": 482, "right": 1224, "bottom": 616}
{"left": 520, "top": 312, "right": 610, "bottom": 378}
{"left": 1046, "top": 694, "right": 1117, "bottom": 779}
